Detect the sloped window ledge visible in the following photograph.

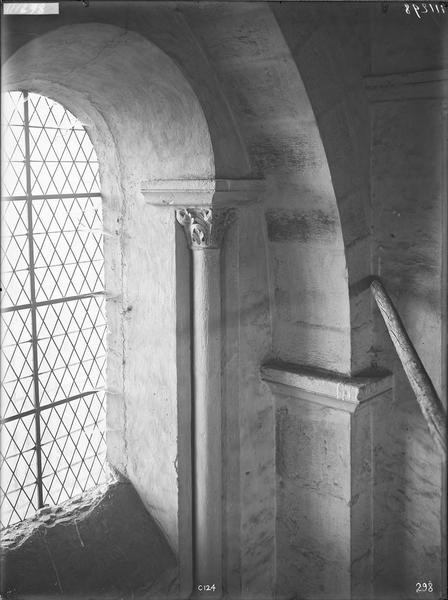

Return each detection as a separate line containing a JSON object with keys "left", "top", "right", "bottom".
{"left": 1, "top": 479, "right": 177, "bottom": 598}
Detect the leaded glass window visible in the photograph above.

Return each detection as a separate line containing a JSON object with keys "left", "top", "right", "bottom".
{"left": 0, "top": 91, "right": 108, "bottom": 528}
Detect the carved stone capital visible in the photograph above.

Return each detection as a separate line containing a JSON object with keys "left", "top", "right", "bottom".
{"left": 176, "top": 207, "right": 235, "bottom": 249}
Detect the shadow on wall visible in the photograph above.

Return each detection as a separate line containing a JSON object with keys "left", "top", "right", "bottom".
{"left": 0, "top": 479, "right": 177, "bottom": 598}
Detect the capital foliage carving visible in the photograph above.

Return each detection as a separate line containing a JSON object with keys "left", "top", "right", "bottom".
{"left": 176, "top": 207, "right": 235, "bottom": 249}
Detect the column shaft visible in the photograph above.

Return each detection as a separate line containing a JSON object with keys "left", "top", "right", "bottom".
{"left": 176, "top": 207, "right": 234, "bottom": 598}
{"left": 193, "top": 248, "right": 222, "bottom": 594}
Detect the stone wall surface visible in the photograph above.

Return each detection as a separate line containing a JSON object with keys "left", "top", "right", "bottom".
{"left": 369, "top": 6, "right": 447, "bottom": 599}
{"left": 232, "top": 206, "right": 274, "bottom": 597}
{"left": 275, "top": 398, "right": 352, "bottom": 600}
{"left": 271, "top": 4, "right": 374, "bottom": 374}
{"left": 181, "top": 2, "right": 352, "bottom": 376}
{"left": 370, "top": 100, "right": 446, "bottom": 599}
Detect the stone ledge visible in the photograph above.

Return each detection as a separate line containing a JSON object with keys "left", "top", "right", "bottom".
{"left": 0, "top": 478, "right": 176, "bottom": 597}
{"left": 1, "top": 481, "right": 112, "bottom": 551}
{"left": 261, "top": 362, "right": 393, "bottom": 413}
{"left": 141, "top": 178, "right": 264, "bottom": 207}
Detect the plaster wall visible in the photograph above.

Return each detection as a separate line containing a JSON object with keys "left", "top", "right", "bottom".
{"left": 1, "top": 2, "right": 251, "bottom": 179}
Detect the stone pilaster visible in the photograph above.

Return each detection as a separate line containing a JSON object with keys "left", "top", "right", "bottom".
{"left": 261, "top": 362, "right": 393, "bottom": 600}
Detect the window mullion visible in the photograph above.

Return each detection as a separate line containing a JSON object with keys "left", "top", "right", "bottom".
{"left": 23, "top": 91, "right": 44, "bottom": 509}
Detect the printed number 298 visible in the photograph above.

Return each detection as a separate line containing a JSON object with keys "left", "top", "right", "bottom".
{"left": 416, "top": 582, "right": 433, "bottom": 593}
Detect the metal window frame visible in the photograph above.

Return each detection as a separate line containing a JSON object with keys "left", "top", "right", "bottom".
{"left": 1, "top": 90, "right": 106, "bottom": 524}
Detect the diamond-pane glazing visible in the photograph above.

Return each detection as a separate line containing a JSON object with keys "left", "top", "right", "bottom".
{"left": 1, "top": 92, "right": 26, "bottom": 197}
{"left": 1, "top": 91, "right": 107, "bottom": 529}
{"left": 37, "top": 297, "right": 106, "bottom": 405}
{"left": 1, "top": 200, "right": 30, "bottom": 308}
{"left": 32, "top": 196, "right": 104, "bottom": 301}
{"left": 40, "top": 392, "right": 106, "bottom": 506}
{"left": 1, "top": 309, "right": 34, "bottom": 419}
{"left": 28, "top": 93, "right": 99, "bottom": 196}
{"left": 0, "top": 414, "right": 38, "bottom": 528}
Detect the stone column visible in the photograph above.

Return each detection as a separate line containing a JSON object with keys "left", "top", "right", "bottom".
{"left": 176, "top": 207, "right": 235, "bottom": 598}
{"left": 142, "top": 179, "right": 264, "bottom": 598}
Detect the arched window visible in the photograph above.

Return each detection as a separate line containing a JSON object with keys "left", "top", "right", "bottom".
{"left": 1, "top": 91, "right": 107, "bottom": 528}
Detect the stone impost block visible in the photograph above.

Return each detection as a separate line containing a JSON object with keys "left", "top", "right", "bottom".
{"left": 261, "top": 362, "right": 392, "bottom": 412}
{"left": 141, "top": 178, "right": 264, "bottom": 208}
